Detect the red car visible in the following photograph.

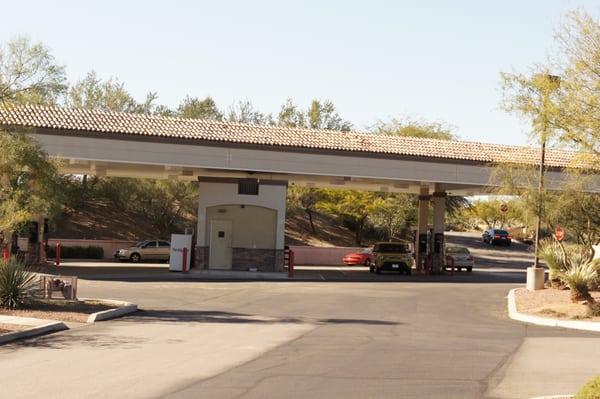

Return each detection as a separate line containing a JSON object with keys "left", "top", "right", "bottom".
{"left": 343, "top": 249, "right": 373, "bottom": 266}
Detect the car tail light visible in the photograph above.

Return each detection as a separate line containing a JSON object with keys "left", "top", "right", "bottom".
{"left": 507, "top": 236, "right": 512, "bottom": 239}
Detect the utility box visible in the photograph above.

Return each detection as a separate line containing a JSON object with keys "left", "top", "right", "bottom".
{"left": 169, "top": 234, "right": 193, "bottom": 272}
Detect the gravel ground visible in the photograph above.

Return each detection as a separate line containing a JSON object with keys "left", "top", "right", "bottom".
{"left": 0, "top": 323, "right": 28, "bottom": 334}
{"left": 515, "top": 288, "right": 600, "bottom": 321}
{"left": 0, "top": 300, "right": 114, "bottom": 323}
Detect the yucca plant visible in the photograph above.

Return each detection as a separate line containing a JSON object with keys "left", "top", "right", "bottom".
{"left": 538, "top": 239, "right": 568, "bottom": 288}
{"left": 0, "top": 257, "right": 38, "bottom": 308}
{"left": 560, "top": 259, "right": 598, "bottom": 303}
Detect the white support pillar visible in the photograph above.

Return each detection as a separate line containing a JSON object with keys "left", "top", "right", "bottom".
{"left": 431, "top": 189, "right": 447, "bottom": 274}
{"left": 415, "top": 186, "right": 430, "bottom": 272}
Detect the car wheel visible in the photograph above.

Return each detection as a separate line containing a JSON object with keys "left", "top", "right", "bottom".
{"left": 507, "top": 242, "right": 511, "bottom": 247}
{"left": 130, "top": 253, "right": 141, "bottom": 263}
{"left": 467, "top": 266, "right": 473, "bottom": 272}
{"left": 369, "top": 266, "right": 375, "bottom": 273}
{"left": 405, "top": 267, "right": 412, "bottom": 276}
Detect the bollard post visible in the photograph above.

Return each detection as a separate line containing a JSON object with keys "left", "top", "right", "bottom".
{"left": 55, "top": 242, "right": 61, "bottom": 266}
{"left": 288, "top": 250, "right": 295, "bottom": 278}
{"left": 2, "top": 246, "right": 8, "bottom": 263}
{"left": 182, "top": 247, "right": 188, "bottom": 273}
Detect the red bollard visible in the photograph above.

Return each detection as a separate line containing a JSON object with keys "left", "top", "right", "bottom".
{"left": 182, "top": 247, "right": 188, "bottom": 273}
{"left": 288, "top": 250, "right": 295, "bottom": 278}
{"left": 2, "top": 246, "right": 9, "bottom": 263}
{"left": 55, "top": 242, "right": 61, "bottom": 266}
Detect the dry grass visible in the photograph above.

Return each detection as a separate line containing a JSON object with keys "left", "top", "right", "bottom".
{"left": 515, "top": 288, "right": 600, "bottom": 321}
{"left": 0, "top": 299, "right": 114, "bottom": 323}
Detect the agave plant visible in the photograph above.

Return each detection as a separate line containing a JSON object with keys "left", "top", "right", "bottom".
{"left": 0, "top": 257, "right": 38, "bottom": 308}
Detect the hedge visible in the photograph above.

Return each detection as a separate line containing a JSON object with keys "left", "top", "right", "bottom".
{"left": 46, "top": 245, "right": 104, "bottom": 259}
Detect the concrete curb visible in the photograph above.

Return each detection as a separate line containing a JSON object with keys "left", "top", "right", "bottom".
{"left": 0, "top": 320, "right": 68, "bottom": 345}
{"left": 187, "top": 269, "right": 290, "bottom": 280}
{"left": 81, "top": 298, "right": 138, "bottom": 323}
{"left": 508, "top": 288, "right": 600, "bottom": 332}
{"left": 529, "top": 395, "right": 573, "bottom": 399}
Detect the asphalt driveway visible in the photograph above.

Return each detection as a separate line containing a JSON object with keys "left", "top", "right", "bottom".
{"left": 1, "top": 232, "right": 598, "bottom": 399}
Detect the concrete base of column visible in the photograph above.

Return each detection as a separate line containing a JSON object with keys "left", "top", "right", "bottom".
{"left": 431, "top": 256, "right": 444, "bottom": 274}
{"left": 526, "top": 267, "right": 545, "bottom": 291}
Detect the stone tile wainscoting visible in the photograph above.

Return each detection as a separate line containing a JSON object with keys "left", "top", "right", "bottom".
{"left": 193, "top": 247, "right": 284, "bottom": 272}
{"left": 232, "top": 248, "right": 284, "bottom": 272}
{"left": 194, "top": 246, "right": 209, "bottom": 269}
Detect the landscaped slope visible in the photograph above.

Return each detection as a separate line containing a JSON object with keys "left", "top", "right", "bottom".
{"left": 51, "top": 200, "right": 359, "bottom": 246}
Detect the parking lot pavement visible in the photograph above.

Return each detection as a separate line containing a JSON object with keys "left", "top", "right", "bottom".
{"left": 0, "top": 293, "right": 314, "bottom": 399}
{"left": 8, "top": 232, "right": 595, "bottom": 399}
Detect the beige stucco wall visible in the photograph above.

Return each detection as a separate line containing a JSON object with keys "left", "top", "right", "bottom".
{"left": 205, "top": 205, "right": 277, "bottom": 249}
{"left": 197, "top": 181, "right": 287, "bottom": 250}
{"left": 30, "top": 134, "right": 599, "bottom": 194}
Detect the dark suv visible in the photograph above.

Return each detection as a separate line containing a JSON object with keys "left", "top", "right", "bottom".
{"left": 482, "top": 229, "right": 512, "bottom": 246}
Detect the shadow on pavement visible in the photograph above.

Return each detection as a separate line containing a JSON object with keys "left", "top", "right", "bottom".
{"left": 32, "top": 265, "right": 528, "bottom": 284}
{"left": 122, "top": 310, "right": 402, "bottom": 326}
{"left": 7, "top": 331, "right": 147, "bottom": 350}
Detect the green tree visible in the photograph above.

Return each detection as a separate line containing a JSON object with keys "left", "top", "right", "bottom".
{"left": 67, "top": 71, "right": 160, "bottom": 113}
{"left": 371, "top": 194, "right": 416, "bottom": 241}
{"left": 287, "top": 187, "right": 326, "bottom": 234}
{"left": 319, "top": 190, "right": 379, "bottom": 245}
{"left": 278, "top": 99, "right": 352, "bottom": 131}
{"left": 500, "top": 10, "right": 600, "bottom": 249}
{"left": 372, "top": 118, "right": 455, "bottom": 140}
{"left": 501, "top": 10, "right": 600, "bottom": 159}
{"left": 307, "top": 99, "right": 352, "bottom": 131}
{"left": 552, "top": 11, "right": 600, "bottom": 155}
{"left": 470, "top": 198, "right": 524, "bottom": 230}
{"left": 177, "top": 96, "right": 223, "bottom": 120}
{"left": 0, "top": 36, "right": 66, "bottom": 105}
{"left": 127, "top": 179, "right": 198, "bottom": 238}
{"left": 228, "top": 100, "right": 273, "bottom": 124}
{"left": 0, "top": 130, "right": 63, "bottom": 246}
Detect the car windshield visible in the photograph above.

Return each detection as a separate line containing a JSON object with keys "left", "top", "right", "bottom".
{"left": 375, "top": 243, "right": 408, "bottom": 253}
{"left": 494, "top": 230, "right": 509, "bottom": 235}
{"left": 446, "top": 247, "right": 469, "bottom": 254}
{"left": 134, "top": 240, "right": 148, "bottom": 247}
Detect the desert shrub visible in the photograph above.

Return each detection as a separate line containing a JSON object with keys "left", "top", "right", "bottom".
{"left": 0, "top": 257, "right": 38, "bottom": 308}
{"left": 575, "top": 375, "right": 600, "bottom": 399}
{"left": 539, "top": 239, "right": 568, "bottom": 287}
{"left": 561, "top": 260, "right": 598, "bottom": 303}
{"left": 587, "top": 302, "right": 600, "bottom": 318}
{"left": 47, "top": 245, "right": 104, "bottom": 259}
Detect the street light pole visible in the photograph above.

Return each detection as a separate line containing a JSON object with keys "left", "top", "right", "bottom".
{"left": 533, "top": 134, "right": 546, "bottom": 269}
{"left": 527, "top": 73, "right": 560, "bottom": 291}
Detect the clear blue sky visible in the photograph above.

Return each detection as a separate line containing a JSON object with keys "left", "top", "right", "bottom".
{"left": 1, "top": 0, "right": 599, "bottom": 145}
